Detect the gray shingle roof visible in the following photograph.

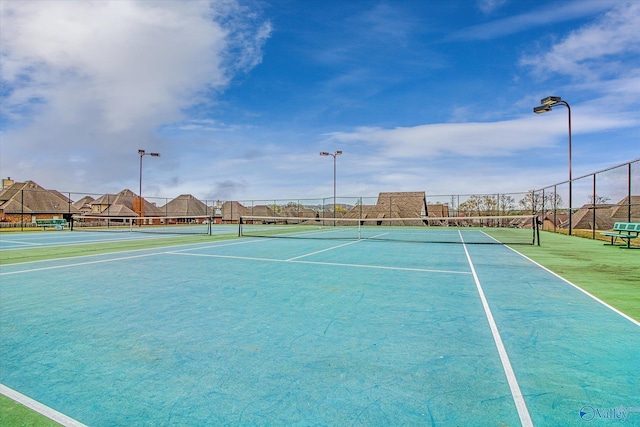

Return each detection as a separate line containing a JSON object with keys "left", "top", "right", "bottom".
{"left": 0, "top": 181, "right": 81, "bottom": 215}
{"left": 160, "top": 194, "right": 209, "bottom": 217}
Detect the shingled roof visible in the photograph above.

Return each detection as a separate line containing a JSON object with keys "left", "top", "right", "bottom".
{"left": 343, "top": 191, "right": 428, "bottom": 225}
{"left": 222, "top": 201, "right": 251, "bottom": 222}
{"left": 0, "top": 181, "right": 81, "bottom": 216}
{"left": 609, "top": 196, "right": 640, "bottom": 221}
{"left": 160, "top": 194, "right": 209, "bottom": 217}
{"left": 89, "top": 189, "right": 163, "bottom": 216}
{"left": 72, "top": 196, "right": 95, "bottom": 214}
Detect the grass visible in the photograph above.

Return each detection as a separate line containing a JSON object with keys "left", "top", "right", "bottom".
{"left": 0, "top": 394, "right": 60, "bottom": 427}
{"left": 515, "top": 231, "right": 640, "bottom": 321}
{"left": 1, "top": 229, "right": 638, "bottom": 424}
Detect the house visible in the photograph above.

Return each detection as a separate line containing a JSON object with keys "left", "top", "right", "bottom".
{"left": 566, "top": 204, "right": 616, "bottom": 231}
{"left": 426, "top": 203, "right": 450, "bottom": 218}
{"left": 221, "top": 201, "right": 251, "bottom": 223}
{"left": 72, "top": 195, "right": 96, "bottom": 215}
{"left": 343, "top": 192, "right": 428, "bottom": 226}
{"left": 540, "top": 212, "right": 569, "bottom": 232}
{"left": 281, "top": 205, "right": 318, "bottom": 219}
{"left": 0, "top": 180, "right": 80, "bottom": 224}
{"left": 559, "top": 196, "right": 639, "bottom": 230}
{"left": 609, "top": 196, "right": 640, "bottom": 222}
{"left": 89, "top": 189, "right": 163, "bottom": 217}
{"left": 160, "top": 195, "right": 210, "bottom": 221}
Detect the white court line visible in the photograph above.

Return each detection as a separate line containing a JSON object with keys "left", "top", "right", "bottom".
{"left": 459, "top": 231, "right": 533, "bottom": 427}
{"left": 0, "top": 240, "right": 44, "bottom": 247}
{"left": 167, "top": 251, "right": 471, "bottom": 275}
{"left": 0, "top": 237, "right": 268, "bottom": 273}
{"left": 286, "top": 239, "right": 361, "bottom": 260}
{"left": 0, "top": 233, "right": 181, "bottom": 251}
{"left": 504, "top": 245, "right": 640, "bottom": 328}
{"left": 0, "top": 252, "right": 162, "bottom": 276}
{"left": 168, "top": 238, "right": 274, "bottom": 253}
{"left": 0, "top": 383, "right": 87, "bottom": 427}
{"left": 286, "top": 232, "right": 390, "bottom": 261}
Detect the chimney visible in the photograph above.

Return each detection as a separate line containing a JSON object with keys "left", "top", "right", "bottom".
{"left": 2, "top": 177, "right": 14, "bottom": 190}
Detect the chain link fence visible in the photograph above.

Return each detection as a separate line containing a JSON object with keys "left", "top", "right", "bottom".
{"left": 1, "top": 159, "right": 638, "bottom": 242}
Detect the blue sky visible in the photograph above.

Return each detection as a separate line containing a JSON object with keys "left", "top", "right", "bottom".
{"left": 1, "top": 0, "right": 638, "bottom": 203}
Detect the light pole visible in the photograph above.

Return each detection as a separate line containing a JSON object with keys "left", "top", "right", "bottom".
{"left": 533, "top": 96, "right": 572, "bottom": 236}
{"left": 138, "top": 149, "right": 160, "bottom": 218}
{"left": 320, "top": 150, "right": 342, "bottom": 225}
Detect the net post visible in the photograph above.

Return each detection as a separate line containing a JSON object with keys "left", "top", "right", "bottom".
{"left": 238, "top": 216, "right": 243, "bottom": 237}
{"left": 535, "top": 215, "right": 541, "bottom": 246}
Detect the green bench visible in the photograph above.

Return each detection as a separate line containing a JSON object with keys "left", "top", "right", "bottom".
{"left": 600, "top": 222, "right": 640, "bottom": 249}
{"left": 35, "top": 219, "right": 67, "bottom": 230}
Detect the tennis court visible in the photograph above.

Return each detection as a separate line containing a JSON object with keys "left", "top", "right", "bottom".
{"left": 1, "top": 229, "right": 639, "bottom": 426}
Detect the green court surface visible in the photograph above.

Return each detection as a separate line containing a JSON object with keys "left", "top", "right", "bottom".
{"left": 1, "top": 229, "right": 638, "bottom": 426}
{"left": 515, "top": 231, "right": 640, "bottom": 322}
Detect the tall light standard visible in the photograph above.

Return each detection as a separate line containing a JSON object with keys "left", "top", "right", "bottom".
{"left": 320, "top": 150, "right": 342, "bottom": 225}
{"left": 533, "top": 96, "right": 572, "bottom": 236}
{"left": 138, "top": 149, "right": 160, "bottom": 218}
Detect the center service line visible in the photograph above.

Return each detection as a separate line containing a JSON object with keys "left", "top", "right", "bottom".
{"left": 459, "top": 231, "right": 534, "bottom": 427}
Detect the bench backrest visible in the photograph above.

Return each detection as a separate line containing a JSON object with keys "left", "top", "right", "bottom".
{"left": 612, "top": 222, "right": 640, "bottom": 232}
{"left": 36, "top": 219, "right": 67, "bottom": 225}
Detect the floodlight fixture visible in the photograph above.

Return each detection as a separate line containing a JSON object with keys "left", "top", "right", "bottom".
{"left": 541, "top": 96, "right": 562, "bottom": 106}
{"left": 319, "top": 152, "right": 330, "bottom": 156}
{"left": 533, "top": 105, "right": 552, "bottom": 114}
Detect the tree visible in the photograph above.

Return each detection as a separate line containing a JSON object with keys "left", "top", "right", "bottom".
{"left": 588, "top": 194, "right": 610, "bottom": 205}
{"left": 498, "top": 194, "right": 516, "bottom": 214}
{"left": 518, "top": 190, "right": 545, "bottom": 214}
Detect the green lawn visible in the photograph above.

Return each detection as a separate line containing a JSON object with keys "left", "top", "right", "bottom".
{"left": 0, "top": 394, "right": 61, "bottom": 427}
{"left": 513, "top": 231, "right": 640, "bottom": 321}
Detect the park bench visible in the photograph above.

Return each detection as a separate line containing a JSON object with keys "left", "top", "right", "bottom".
{"left": 35, "top": 219, "right": 67, "bottom": 230}
{"left": 600, "top": 222, "right": 640, "bottom": 249}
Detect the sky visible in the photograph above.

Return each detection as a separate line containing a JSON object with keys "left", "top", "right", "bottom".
{"left": 1, "top": 0, "right": 639, "bottom": 204}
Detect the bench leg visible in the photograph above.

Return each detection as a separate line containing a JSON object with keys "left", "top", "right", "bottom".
{"left": 619, "top": 239, "right": 639, "bottom": 249}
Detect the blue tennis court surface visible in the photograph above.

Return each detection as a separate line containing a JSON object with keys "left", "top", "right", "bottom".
{"left": 0, "top": 226, "right": 238, "bottom": 251}
{"left": 1, "top": 231, "right": 639, "bottom": 426}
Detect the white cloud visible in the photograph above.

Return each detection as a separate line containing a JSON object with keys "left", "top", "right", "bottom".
{"left": 325, "top": 118, "right": 560, "bottom": 158}
{"left": 0, "top": 0, "right": 270, "bottom": 191}
{"left": 476, "top": 0, "right": 508, "bottom": 16}
{"left": 452, "top": 0, "right": 613, "bottom": 41}
{"left": 0, "top": 1, "right": 232, "bottom": 131}
{"left": 521, "top": 2, "right": 640, "bottom": 80}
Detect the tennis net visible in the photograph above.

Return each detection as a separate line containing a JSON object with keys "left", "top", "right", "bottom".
{"left": 71, "top": 215, "right": 213, "bottom": 235}
{"left": 239, "top": 214, "right": 540, "bottom": 245}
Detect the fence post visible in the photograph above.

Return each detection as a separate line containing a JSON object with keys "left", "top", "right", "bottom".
{"left": 628, "top": 162, "right": 632, "bottom": 222}
{"left": 21, "top": 189, "right": 24, "bottom": 231}
{"left": 592, "top": 174, "right": 597, "bottom": 239}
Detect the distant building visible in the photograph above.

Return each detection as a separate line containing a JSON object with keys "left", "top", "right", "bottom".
{"left": 89, "top": 189, "right": 163, "bottom": 217}
{"left": 344, "top": 191, "right": 428, "bottom": 225}
{"left": 0, "top": 180, "right": 80, "bottom": 223}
